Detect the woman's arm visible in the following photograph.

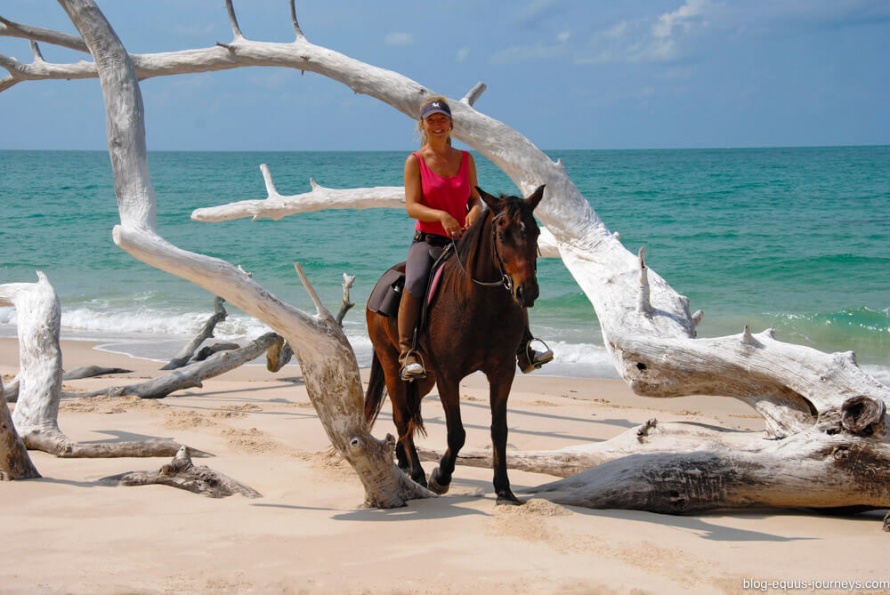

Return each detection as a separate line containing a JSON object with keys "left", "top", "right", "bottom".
{"left": 464, "top": 153, "right": 483, "bottom": 229}
{"left": 404, "top": 153, "right": 462, "bottom": 234}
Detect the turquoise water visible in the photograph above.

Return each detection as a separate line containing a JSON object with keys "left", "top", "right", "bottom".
{"left": 1, "top": 147, "right": 888, "bottom": 381}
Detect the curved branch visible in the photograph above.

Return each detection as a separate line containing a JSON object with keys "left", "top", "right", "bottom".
{"left": 17, "top": 2, "right": 878, "bottom": 425}
{"left": 37, "top": 1, "right": 888, "bottom": 517}
{"left": 60, "top": 0, "right": 430, "bottom": 509}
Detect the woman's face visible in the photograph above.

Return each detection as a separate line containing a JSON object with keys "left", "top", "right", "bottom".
{"left": 423, "top": 113, "right": 452, "bottom": 141}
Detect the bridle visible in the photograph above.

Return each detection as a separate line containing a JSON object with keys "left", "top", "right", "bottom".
{"left": 451, "top": 210, "right": 519, "bottom": 291}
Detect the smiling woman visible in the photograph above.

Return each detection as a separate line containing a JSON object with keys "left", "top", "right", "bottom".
{"left": 396, "top": 96, "right": 552, "bottom": 380}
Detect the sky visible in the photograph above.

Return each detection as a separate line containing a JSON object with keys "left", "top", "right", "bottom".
{"left": 1, "top": 0, "right": 888, "bottom": 151}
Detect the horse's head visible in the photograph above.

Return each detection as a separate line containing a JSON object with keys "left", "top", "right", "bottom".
{"left": 477, "top": 185, "right": 545, "bottom": 308}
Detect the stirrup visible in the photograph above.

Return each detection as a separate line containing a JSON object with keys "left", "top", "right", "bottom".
{"left": 400, "top": 351, "right": 427, "bottom": 381}
{"left": 519, "top": 339, "right": 553, "bottom": 374}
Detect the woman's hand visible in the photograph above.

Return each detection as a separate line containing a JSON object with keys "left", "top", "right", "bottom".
{"left": 464, "top": 203, "right": 482, "bottom": 230}
{"left": 440, "top": 212, "right": 463, "bottom": 239}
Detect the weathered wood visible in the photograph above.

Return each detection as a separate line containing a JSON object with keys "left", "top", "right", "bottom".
{"left": 193, "top": 343, "right": 240, "bottom": 361}
{"left": 0, "top": 377, "right": 40, "bottom": 480}
{"left": 4, "top": 2, "right": 884, "bottom": 517}
{"left": 334, "top": 273, "right": 356, "bottom": 327}
{"left": 4, "top": 366, "right": 132, "bottom": 404}
{"left": 422, "top": 415, "right": 890, "bottom": 513}
{"left": 59, "top": 0, "right": 431, "bottom": 509}
{"left": 100, "top": 446, "right": 259, "bottom": 498}
{"left": 78, "top": 332, "right": 283, "bottom": 399}
{"left": 62, "top": 365, "right": 132, "bottom": 380}
{"left": 25, "top": 428, "right": 211, "bottom": 459}
{"left": 161, "top": 296, "right": 228, "bottom": 370}
{"left": 0, "top": 272, "right": 207, "bottom": 459}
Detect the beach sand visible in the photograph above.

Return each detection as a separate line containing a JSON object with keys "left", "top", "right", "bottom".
{"left": 1, "top": 337, "right": 887, "bottom": 594}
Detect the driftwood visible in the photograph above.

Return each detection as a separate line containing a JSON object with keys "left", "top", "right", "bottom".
{"left": 161, "top": 296, "right": 229, "bottom": 370}
{"left": 78, "top": 331, "right": 284, "bottom": 400}
{"left": 3, "top": 364, "right": 132, "bottom": 403}
{"left": 2, "top": 2, "right": 888, "bottom": 519}
{"left": 42, "top": 0, "right": 431, "bottom": 509}
{"left": 2, "top": 250, "right": 353, "bottom": 478}
{"left": 0, "top": 272, "right": 206, "bottom": 460}
{"left": 0, "top": 376, "right": 40, "bottom": 480}
{"left": 74, "top": 269, "right": 358, "bottom": 394}
{"left": 101, "top": 446, "right": 261, "bottom": 498}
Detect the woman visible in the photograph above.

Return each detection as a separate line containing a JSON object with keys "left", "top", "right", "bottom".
{"left": 398, "top": 96, "right": 552, "bottom": 380}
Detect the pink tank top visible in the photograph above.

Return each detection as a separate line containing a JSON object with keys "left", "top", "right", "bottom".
{"left": 414, "top": 151, "right": 471, "bottom": 238}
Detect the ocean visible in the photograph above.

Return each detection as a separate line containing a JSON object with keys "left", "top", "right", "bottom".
{"left": 2, "top": 147, "right": 889, "bottom": 384}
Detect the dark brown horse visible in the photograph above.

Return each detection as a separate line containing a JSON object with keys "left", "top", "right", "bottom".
{"left": 365, "top": 185, "right": 545, "bottom": 504}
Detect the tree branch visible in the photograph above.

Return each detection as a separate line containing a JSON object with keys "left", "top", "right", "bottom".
{"left": 59, "top": 0, "right": 430, "bottom": 508}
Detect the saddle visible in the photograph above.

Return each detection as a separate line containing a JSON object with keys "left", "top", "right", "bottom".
{"left": 367, "top": 244, "right": 455, "bottom": 325}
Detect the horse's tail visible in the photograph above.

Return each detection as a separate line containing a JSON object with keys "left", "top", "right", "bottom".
{"left": 364, "top": 349, "right": 426, "bottom": 438}
{"left": 364, "top": 352, "right": 388, "bottom": 427}
{"left": 405, "top": 379, "right": 426, "bottom": 438}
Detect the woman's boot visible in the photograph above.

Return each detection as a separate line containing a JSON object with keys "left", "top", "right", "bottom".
{"left": 398, "top": 291, "right": 426, "bottom": 381}
{"left": 516, "top": 326, "right": 553, "bottom": 374}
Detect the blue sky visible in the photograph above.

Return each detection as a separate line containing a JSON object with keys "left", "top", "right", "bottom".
{"left": 1, "top": 0, "right": 888, "bottom": 151}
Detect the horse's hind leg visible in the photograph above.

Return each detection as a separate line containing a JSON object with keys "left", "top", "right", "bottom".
{"left": 428, "top": 379, "right": 466, "bottom": 495}
{"left": 386, "top": 376, "right": 428, "bottom": 488}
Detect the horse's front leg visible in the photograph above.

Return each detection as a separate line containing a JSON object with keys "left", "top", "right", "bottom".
{"left": 488, "top": 372, "right": 522, "bottom": 505}
{"left": 427, "top": 378, "right": 465, "bottom": 496}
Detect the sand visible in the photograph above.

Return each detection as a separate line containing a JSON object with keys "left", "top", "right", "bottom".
{"left": 1, "top": 337, "right": 887, "bottom": 595}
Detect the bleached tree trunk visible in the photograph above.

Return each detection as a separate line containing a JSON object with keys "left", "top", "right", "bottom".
{"left": 101, "top": 446, "right": 262, "bottom": 499}
{"left": 77, "top": 332, "right": 280, "bottom": 400}
{"left": 0, "top": 377, "right": 40, "bottom": 480}
{"left": 4, "top": 1, "right": 888, "bottom": 515}
{"left": 0, "top": 272, "right": 205, "bottom": 458}
{"left": 56, "top": 0, "right": 430, "bottom": 508}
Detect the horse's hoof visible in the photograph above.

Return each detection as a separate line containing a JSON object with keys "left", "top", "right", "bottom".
{"left": 496, "top": 493, "right": 524, "bottom": 506}
{"left": 427, "top": 468, "right": 450, "bottom": 495}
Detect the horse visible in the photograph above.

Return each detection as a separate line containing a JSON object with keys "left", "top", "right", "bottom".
{"left": 364, "top": 184, "right": 545, "bottom": 505}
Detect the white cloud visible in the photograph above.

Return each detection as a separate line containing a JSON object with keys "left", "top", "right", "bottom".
{"left": 488, "top": 27, "right": 572, "bottom": 64}
{"left": 384, "top": 32, "right": 413, "bottom": 46}
{"left": 576, "top": 0, "right": 715, "bottom": 64}
{"left": 515, "top": 0, "right": 567, "bottom": 26}
{"left": 456, "top": 47, "right": 470, "bottom": 63}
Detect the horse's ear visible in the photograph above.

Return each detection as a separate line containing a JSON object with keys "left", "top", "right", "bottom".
{"left": 477, "top": 186, "right": 503, "bottom": 212}
{"left": 525, "top": 184, "right": 545, "bottom": 211}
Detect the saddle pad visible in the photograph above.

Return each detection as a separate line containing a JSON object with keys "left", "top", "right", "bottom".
{"left": 368, "top": 264, "right": 405, "bottom": 317}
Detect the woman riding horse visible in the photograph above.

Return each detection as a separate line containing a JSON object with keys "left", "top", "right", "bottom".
{"left": 398, "top": 96, "right": 552, "bottom": 380}
{"left": 365, "top": 182, "right": 547, "bottom": 504}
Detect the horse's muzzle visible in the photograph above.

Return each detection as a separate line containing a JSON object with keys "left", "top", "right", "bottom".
{"left": 514, "top": 282, "right": 539, "bottom": 308}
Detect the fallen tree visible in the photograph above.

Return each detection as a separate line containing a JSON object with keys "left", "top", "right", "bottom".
{"left": 2, "top": 1, "right": 888, "bottom": 520}
{"left": 0, "top": 376, "right": 40, "bottom": 480}
{"left": 101, "top": 446, "right": 262, "bottom": 499}
{"left": 0, "top": 272, "right": 210, "bottom": 459}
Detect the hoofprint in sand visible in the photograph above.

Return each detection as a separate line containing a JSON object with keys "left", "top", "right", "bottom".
{"left": 1, "top": 338, "right": 887, "bottom": 595}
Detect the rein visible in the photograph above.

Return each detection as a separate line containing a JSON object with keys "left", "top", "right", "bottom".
{"left": 451, "top": 211, "right": 513, "bottom": 290}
